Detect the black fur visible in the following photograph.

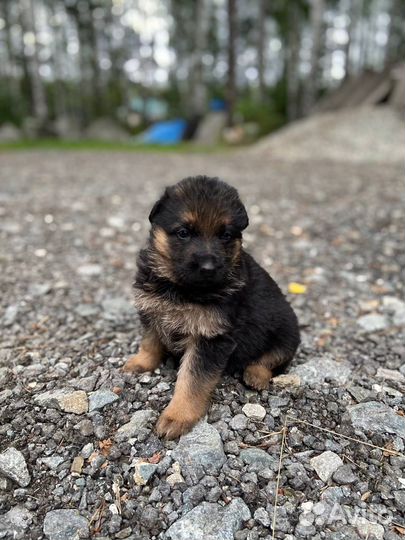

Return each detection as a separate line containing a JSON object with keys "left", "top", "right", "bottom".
{"left": 134, "top": 176, "right": 300, "bottom": 375}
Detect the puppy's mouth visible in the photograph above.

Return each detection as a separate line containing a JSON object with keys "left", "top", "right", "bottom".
{"left": 175, "top": 265, "right": 228, "bottom": 289}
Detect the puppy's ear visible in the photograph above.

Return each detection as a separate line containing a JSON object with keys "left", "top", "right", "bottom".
{"left": 149, "top": 189, "right": 169, "bottom": 223}
{"left": 236, "top": 203, "right": 249, "bottom": 231}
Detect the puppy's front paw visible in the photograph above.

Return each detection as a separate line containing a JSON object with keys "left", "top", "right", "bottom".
{"left": 244, "top": 364, "right": 272, "bottom": 390}
{"left": 122, "top": 354, "right": 152, "bottom": 373}
{"left": 156, "top": 407, "right": 200, "bottom": 440}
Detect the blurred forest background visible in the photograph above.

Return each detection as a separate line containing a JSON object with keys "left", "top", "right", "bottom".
{"left": 0, "top": 0, "right": 404, "bottom": 144}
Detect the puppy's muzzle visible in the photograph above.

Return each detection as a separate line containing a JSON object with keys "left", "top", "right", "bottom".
{"left": 193, "top": 253, "right": 223, "bottom": 279}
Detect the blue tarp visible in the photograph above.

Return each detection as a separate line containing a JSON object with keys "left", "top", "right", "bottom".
{"left": 138, "top": 119, "right": 187, "bottom": 144}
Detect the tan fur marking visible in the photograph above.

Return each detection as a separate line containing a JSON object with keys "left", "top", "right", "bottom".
{"left": 243, "top": 350, "right": 287, "bottom": 390}
{"left": 123, "top": 330, "right": 164, "bottom": 373}
{"left": 153, "top": 227, "right": 170, "bottom": 258}
{"left": 134, "top": 289, "right": 229, "bottom": 343}
{"left": 232, "top": 239, "right": 242, "bottom": 263}
{"left": 244, "top": 364, "right": 273, "bottom": 390}
{"left": 150, "top": 227, "right": 175, "bottom": 281}
{"left": 156, "top": 341, "right": 219, "bottom": 439}
{"left": 181, "top": 210, "right": 197, "bottom": 225}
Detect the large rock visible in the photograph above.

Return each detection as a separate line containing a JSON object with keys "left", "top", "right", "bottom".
{"left": 165, "top": 498, "right": 251, "bottom": 540}
{"left": 0, "top": 123, "right": 21, "bottom": 142}
{"left": 172, "top": 421, "right": 226, "bottom": 476}
{"left": 0, "top": 448, "right": 31, "bottom": 487}
{"left": 84, "top": 118, "right": 130, "bottom": 142}
{"left": 115, "top": 409, "right": 155, "bottom": 441}
{"left": 347, "top": 401, "right": 405, "bottom": 437}
{"left": 33, "top": 389, "right": 88, "bottom": 414}
{"left": 292, "top": 356, "right": 351, "bottom": 385}
{"left": 43, "top": 509, "right": 89, "bottom": 540}
{"left": 0, "top": 506, "right": 33, "bottom": 539}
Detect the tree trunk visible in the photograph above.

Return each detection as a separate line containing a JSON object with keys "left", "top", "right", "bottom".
{"left": 20, "top": 0, "right": 48, "bottom": 125}
{"left": 227, "top": 0, "right": 237, "bottom": 127}
{"left": 189, "top": 0, "right": 210, "bottom": 117}
{"left": 304, "top": 0, "right": 325, "bottom": 113}
{"left": 257, "top": 0, "right": 266, "bottom": 102}
{"left": 286, "top": 2, "right": 300, "bottom": 121}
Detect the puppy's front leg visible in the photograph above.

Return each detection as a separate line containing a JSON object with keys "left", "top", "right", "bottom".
{"left": 123, "top": 328, "right": 164, "bottom": 373}
{"left": 156, "top": 335, "right": 235, "bottom": 439}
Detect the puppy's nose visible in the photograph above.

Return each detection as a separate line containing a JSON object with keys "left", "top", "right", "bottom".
{"left": 198, "top": 255, "right": 218, "bottom": 275}
{"left": 200, "top": 259, "right": 215, "bottom": 272}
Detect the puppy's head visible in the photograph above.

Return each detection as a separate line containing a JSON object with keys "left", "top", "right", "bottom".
{"left": 148, "top": 176, "right": 248, "bottom": 288}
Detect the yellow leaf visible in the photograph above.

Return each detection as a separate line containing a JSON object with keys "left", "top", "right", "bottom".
{"left": 288, "top": 282, "right": 307, "bottom": 294}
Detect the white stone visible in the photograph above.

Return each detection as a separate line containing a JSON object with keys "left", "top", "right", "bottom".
{"left": 310, "top": 451, "right": 343, "bottom": 482}
{"left": 242, "top": 403, "right": 266, "bottom": 421}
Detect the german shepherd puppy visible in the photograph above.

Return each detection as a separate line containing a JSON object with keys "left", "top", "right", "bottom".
{"left": 123, "top": 176, "right": 300, "bottom": 439}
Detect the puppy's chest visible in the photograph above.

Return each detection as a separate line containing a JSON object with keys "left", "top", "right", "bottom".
{"left": 134, "top": 288, "right": 228, "bottom": 350}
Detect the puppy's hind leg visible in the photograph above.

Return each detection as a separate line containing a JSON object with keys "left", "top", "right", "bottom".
{"left": 244, "top": 348, "right": 292, "bottom": 391}
{"left": 123, "top": 328, "right": 164, "bottom": 373}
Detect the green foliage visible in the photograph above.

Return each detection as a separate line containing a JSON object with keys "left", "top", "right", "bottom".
{"left": 236, "top": 85, "right": 288, "bottom": 137}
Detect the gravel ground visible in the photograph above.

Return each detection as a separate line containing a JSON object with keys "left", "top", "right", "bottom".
{"left": 0, "top": 146, "right": 404, "bottom": 540}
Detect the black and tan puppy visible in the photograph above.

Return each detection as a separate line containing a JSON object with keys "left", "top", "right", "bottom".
{"left": 123, "top": 176, "right": 300, "bottom": 439}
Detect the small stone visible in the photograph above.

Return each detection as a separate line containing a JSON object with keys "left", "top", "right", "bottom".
{"left": 393, "top": 490, "right": 405, "bottom": 508}
{"left": 133, "top": 461, "right": 158, "bottom": 485}
{"left": 0, "top": 388, "right": 12, "bottom": 404}
{"left": 240, "top": 448, "right": 276, "bottom": 469}
{"left": 115, "top": 527, "right": 132, "bottom": 539}
{"left": 0, "top": 448, "right": 30, "bottom": 487}
{"left": 348, "top": 401, "right": 405, "bottom": 437}
{"left": 292, "top": 356, "right": 351, "bottom": 385}
{"left": 272, "top": 373, "right": 301, "bottom": 387}
{"left": 382, "top": 296, "right": 405, "bottom": 325}
{"left": 88, "top": 390, "right": 119, "bottom": 412}
{"left": 253, "top": 507, "right": 270, "bottom": 527}
{"left": 332, "top": 465, "right": 357, "bottom": 485}
{"left": 40, "top": 456, "right": 64, "bottom": 471}
{"left": 115, "top": 409, "right": 154, "bottom": 441}
{"left": 165, "top": 498, "right": 251, "bottom": 540}
{"left": 347, "top": 386, "right": 372, "bottom": 403}
{"left": 329, "top": 526, "right": 361, "bottom": 539}
{"left": 75, "top": 304, "right": 99, "bottom": 318}
{"left": 43, "top": 509, "right": 89, "bottom": 540}
{"left": 33, "top": 389, "right": 88, "bottom": 414}
{"left": 173, "top": 421, "right": 226, "bottom": 475}
{"left": 3, "top": 304, "right": 19, "bottom": 326}
{"left": 166, "top": 462, "right": 185, "bottom": 486}
{"left": 71, "top": 456, "right": 84, "bottom": 475}
{"left": 28, "top": 283, "right": 52, "bottom": 296}
{"left": 77, "top": 264, "right": 102, "bottom": 277}
{"left": 310, "top": 451, "right": 343, "bottom": 482}
{"left": 355, "top": 518, "right": 384, "bottom": 539}
{"left": 376, "top": 367, "right": 405, "bottom": 383}
{"left": 75, "top": 419, "right": 94, "bottom": 436}
{"left": 81, "top": 443, "right": 94, "bottom": 459}
{"left": 242, "top": 403, "right": 266, "bottom": 421}
{"left": 357, "top": 314, "right": 388, "bottom": 332}
{"left": 102, "top": 297, "right": 134, "bottom": 320}
{"left": 230, "top": 414, "right": 249, "bottom": 431}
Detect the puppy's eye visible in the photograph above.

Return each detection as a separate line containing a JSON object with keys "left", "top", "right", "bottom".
{"left": 177, "top": 228, "right": 190, "bottom": 240}
{"left": 220, "top": 231, "right": 233, "bottom": 241}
